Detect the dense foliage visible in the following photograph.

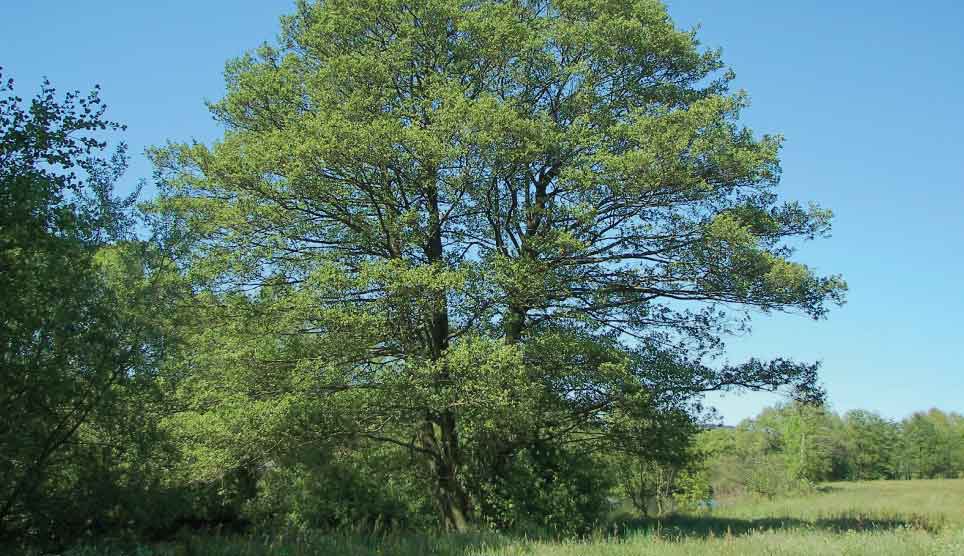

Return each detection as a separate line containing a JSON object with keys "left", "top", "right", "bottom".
{"left": 29, "top": 1, "right": 964, "bottom": 552}
{"left": 0, "top": 71, "right": 180, "bottom": 542}
{"left": 698, "top": 404, "right": 964, "bottom": 500}
{"left": 148, "top": 0, "right": 843, "bottom": 533}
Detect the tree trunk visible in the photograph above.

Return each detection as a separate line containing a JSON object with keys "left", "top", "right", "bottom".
{"left": 421, "top": 179, "right": 472, "bottom": 531}
{"left": 504, "top": 305, "right": 526, "bottom": 345}
{"left": 419, "top": 416, "right": 471, "bottom": 531}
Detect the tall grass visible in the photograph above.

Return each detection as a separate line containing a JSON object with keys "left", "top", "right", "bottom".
{"left": 22, "top": 479, "right": 964, "bottom": 556}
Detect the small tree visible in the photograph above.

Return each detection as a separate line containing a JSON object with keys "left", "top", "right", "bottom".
{"left": 0, "top": 72, "right": 155, "bottom": 537}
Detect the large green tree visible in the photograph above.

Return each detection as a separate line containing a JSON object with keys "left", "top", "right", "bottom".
{"left": 152, "top": 0, "right": 845, "bottom": 530}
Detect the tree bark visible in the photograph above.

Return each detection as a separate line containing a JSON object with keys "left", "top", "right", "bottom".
{"left": 419, "top": 417, "right": 471, "bottom": 531}
{"left": 421, "top": 179, "right": 472, "bottom": 531}
{"left": 504, "top": 305, "right": 526, "bottom": 345}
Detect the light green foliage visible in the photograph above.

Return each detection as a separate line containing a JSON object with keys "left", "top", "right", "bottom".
{"left": 758, "top": 403, "right": 836, "bottom": 484}
{"left": 616, "top": 455, "right": 711, "bottom": 517}
{"left": 698, "top": 403, "right": 842, "bottom": 498}
{"left": 699, "top": 404, "right": 964, "bottom": 499}
{"left": 147, "top": 0, "right": 845, "bottom": 531}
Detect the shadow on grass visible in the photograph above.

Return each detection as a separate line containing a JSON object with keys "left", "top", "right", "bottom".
{"left": 609, "top": 512, "right": 944, "bottom": 540}
{"left": 6, "top": 531, "right": 527, "bottom": 556}
{"left": 8, "top": 515, "right": 944, "bottom": 556}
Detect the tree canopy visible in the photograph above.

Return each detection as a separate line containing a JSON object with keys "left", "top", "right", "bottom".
{"left": 149, "top": 0, "right": 846, "bottom": 530}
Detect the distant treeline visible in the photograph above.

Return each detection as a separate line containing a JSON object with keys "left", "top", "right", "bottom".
{"left": 696, "top": 404, "right": 964, "bottom": 500}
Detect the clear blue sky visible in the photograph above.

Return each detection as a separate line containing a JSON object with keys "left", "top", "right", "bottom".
{"left": 4, "top": 1, "right": 962, "bottom": 424}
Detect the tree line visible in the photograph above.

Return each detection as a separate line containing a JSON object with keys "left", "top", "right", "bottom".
{"left": 699, "top": 405, "right": 964, "bottom": 498}
{"left": 602, "top": 404, "right": 964, "bottom": 518}
{"left": 0, "top": 0, "right": 860, "bottom": 549}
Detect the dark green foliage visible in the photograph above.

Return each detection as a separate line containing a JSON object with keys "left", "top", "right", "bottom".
{"left": 0, "top": 71, "right": 150, "bottom": 540}
{"left": 899, "top": 410, "right": 963, "bottom": 480}
{"left": 242, "top": 444, "right": 434, "bottom": 533}
{"left": 467, "top": 441, "right": 614, "bottom": 535}
{"left": 0, "top": 72, "right": 198, "bottom": 551}
{"left": 839, "top": 409, "right": 901, "bottom": 480}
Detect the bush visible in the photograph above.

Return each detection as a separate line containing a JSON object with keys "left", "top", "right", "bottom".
{"left": 467, "top": 442, "right": 614, "bottom": 535}
{"left": 241, "top": 446, "right": 432, "bottom": 534}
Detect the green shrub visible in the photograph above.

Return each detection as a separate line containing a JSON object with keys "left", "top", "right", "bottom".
{"left": 241, "top": 446, "right": 432, "bottom": 534}
{"left": 468, "top": 442, "right": 614, "bottom": 535}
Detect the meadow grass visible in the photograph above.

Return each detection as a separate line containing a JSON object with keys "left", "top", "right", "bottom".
{"left": 45, "top": 479, "right": 964, "bottom": 555}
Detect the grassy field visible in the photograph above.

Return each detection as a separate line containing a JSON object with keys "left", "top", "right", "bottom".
{"left": 49, "top": 480, "right": 964, "bottom": 555}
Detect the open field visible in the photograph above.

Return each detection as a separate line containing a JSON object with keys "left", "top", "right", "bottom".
{"left": 47, "top": 479, "right": 964, "bottom": 556}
